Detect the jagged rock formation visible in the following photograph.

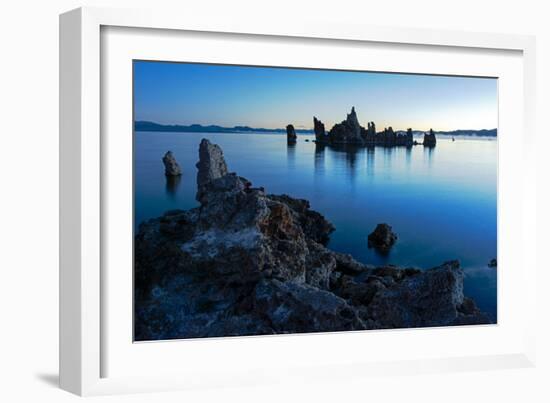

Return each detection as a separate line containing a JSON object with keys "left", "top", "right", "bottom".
{"left": 488, "top": 258, "right": 497, "bottom": 268}
{"left": 135, "top": 139, "right": 489, "bottom": 340}
{"left": 362, "top": 126, "right": 413, "bottom": 146}
{"left": 406, "top": 128, "right": 414, "bottom": 144}
{"left": 424, "top": 129, "right": 437, "bottom": 147}
{"left": 313, "top": 117, "right": 326, "bottom": 142}
{"left": 314, "top": 108, "right": 418, "bottom": 147}
{"left": 368, "top": 223, "right": 398, "bottom": 254}
{"left": 346, "top": 107, "right": 362, "bottom": 138}
{"left": 367, "top": 260, "right": 488, "bottom": 328}
{"left": 286, "top": 124, "right": 297, "bottom": 143}
{"left": 162, "top": 151, "right": 182, "bottom": 176}
{"left": 195, "top": 139, "right": 228, "bottom": 202}
{"left": 327, "top": 106, "right": 364, "bottom": 144}
{"left": 363, "top": 121, "right": 377, "bottom": 143}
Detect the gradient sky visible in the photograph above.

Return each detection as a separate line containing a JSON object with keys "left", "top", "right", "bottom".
{"left": 134, "top": 61, "right": 497, "bottom": 131}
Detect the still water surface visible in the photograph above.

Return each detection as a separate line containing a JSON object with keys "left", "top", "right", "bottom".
{"left": 135, "top": 131, "right": 497, "bottom": 321}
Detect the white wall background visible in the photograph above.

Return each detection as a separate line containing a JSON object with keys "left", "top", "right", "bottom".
{"left": 0, "top": 0, "right": 548, "bottom": 401}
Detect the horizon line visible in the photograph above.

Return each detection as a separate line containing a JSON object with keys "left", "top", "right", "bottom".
{"left": 134, "top": 120, "right": 498, "bottom": 133}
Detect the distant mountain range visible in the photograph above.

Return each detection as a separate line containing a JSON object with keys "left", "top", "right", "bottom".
{"left": 135, "top": 121, "right": 313, "bottom": 134}
{"left": 396, "top": 129, "right": 497, "bottom": 137}
{"left": 135, "top": 121, "right": 497, "bottom": 137}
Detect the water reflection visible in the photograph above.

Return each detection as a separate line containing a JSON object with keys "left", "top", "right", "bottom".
{"left": 287, "top": 141, "right": 296, "bottom": 169}
{"left": 344, "top": 147, "right": 359, "bottom": 176}
{"left": 424, "top": 144, "right": 434, "bottom": 167}
{"left": 314, "top": 143, "right": 325, "bottom": 176}
{"left": 382, "top": 146, "right": 394, "bottom": 172}
{"left": 316, "top": 143, "right": 418, "bottom": 179}
{"left": 325, "top": 144, "right": 361, "bottom": 180}
{"left": 405, "top": 146, "right": 412, "bottom": 170}
{"left": 366, "top": 147, "right": 375, "bottom": 176}
{"left": 165, "top": 175, "right": 181, "bottom": 198}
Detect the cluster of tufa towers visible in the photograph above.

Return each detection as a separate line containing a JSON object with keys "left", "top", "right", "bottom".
{"left": 287, "top": 107, "right": 436, "bottom": 147}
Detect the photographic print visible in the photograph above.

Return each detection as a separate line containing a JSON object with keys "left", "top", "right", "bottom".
{"left": 133, "top": 61, "right": 497, "bottom": 341}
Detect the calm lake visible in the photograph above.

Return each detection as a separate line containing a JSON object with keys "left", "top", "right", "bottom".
{"left": 134, "top": 131, "right": 498, "bottom": 322}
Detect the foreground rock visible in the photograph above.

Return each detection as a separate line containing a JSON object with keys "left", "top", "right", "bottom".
{"left": 135, "top": 139, "right": 489, "bottom": 340}
{"left": 162, "top": 151, "right": 182, "bottom": 176}
{"left": 367, "top": 260, "right": 489, "bottom": 328}
{"left": 368, "top": 223, "right": 397, "bottom": 254}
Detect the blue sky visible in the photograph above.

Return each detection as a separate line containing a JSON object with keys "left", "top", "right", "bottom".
{"left": 134, "top": 61, "right": 497, "bottom": 131}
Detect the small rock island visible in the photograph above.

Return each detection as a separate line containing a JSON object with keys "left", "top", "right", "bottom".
{"left": 162, "top": 151, "right": 182, "bottom": 176}
{"left": 307, "top": 107, "right": 435, "bottom": 147}
{"left": 423, "top": 128, "right": 437, "bottom": 147}
{"left": 368, "top": 223, "right": 398, "bottom": 254}
{"left": 134, "top": 139, "right": 489, "bottom": 340}
{"left": 286, "top": 124, "right": 297, "bottom": 144}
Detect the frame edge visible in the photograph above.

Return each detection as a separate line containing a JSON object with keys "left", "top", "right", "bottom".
{"left": 59, "top": 5, "right": 538, "bottom": 395}
{"left": 59, "top": 7, "right": 83, "bottom": 396}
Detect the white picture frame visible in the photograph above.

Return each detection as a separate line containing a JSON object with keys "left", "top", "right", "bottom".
{"left": 59, "top": 6, "right": 537, "bottom": 396}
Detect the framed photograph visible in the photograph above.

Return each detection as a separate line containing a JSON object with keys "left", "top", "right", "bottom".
{"left": 60, "top": 7, "right": 537, "bottom": 396}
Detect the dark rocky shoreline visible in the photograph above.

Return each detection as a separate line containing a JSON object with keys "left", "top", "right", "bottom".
{"left": 134, "top": 139, "right": 490, "bottom": 341}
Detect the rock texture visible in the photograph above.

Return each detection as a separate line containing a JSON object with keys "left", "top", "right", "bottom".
{"left": 424, "top": 129, "right": 437, "bottom": 147}
{"left": 135, "top": 139, "right": 489, "bottom": 340}
{"left": 196, "top": 139, "right": 228, "bottom": 202}
{"left": 367, "top": 223, "right": 398, "bottom": 254}
{"left": 367, "top": 260, "right": 489, "bottom": 328}
{"left": 162, "top": 151, "right": 182, "bottom": 176}
{"left": 286, "top": 124, "right": 297, "bottom": 143}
